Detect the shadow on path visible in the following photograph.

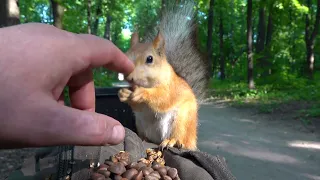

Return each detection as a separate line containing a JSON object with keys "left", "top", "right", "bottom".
{"left": 198, "top": 101, "right": 320, "bottom": 180}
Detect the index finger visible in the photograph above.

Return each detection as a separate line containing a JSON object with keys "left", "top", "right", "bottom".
{"left": 75, "top": 34, "right": 134, "bottom": 75}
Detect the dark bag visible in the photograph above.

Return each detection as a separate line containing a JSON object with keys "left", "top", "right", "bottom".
{"left": 7, "top": 128, "right": 236, "bottom": 180}
{"left": 6, "top": 87, "right": 236, "bottom": 180}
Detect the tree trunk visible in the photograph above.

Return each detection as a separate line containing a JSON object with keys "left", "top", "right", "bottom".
{"left": 0, "top": 0, "right": 20, "bottom": 27}
{"left": 113, "top": 28, "right": 120, "bottom": 46}
{"left": 247, "top": 0, "right": 255, "bottom": 89}
{"left": 288, "top": 3, "right": 296, "bottom": 73}
{"left": 87, "top": 0, "right": 92, "bottom": 34}
{"left": 206, "top": 0, "right": 215, "bottom": 76}
{"left": 256, "top": 1, "right": 266, "bottom": 53}
{"left": 92, "top": 0, "right": 102, "bottom": 35}
{"left": 50, "top": 0, "right": 64, "bottom": 29}
{"left": 219, "top": 11, "right": 225, "bottom": 80}
{"left": 265, "top": 1, "right": 274, "bottom": 75}
{"left": 161, "top": 0, "right": 166, "bottom": 18}
{"left": 305, "top": 0, "right": 320, "bottom": 79}
{"left": 230, "top": 0, "right": 235, "bottom": 55}
{"left": 265, "top": 5, "right": 273, "bottom": 47}
{"left": 104, "top": 15, "right": 112, "bottom": 40}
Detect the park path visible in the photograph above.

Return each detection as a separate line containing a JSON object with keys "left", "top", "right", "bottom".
{"left": 197, "top": 100, "right": 320, "bottom": 180}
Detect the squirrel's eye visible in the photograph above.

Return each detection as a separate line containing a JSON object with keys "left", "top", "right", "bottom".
{"left": 146, "top": 56, "right": 153, "bottom": 64}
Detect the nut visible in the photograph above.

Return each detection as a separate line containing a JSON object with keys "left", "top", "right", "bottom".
{"left": 90, "top": 150, "right": 179, "bottom": 180}
{"left": 97, "top": 169, "right": 110, "bottom": 178}
{"left": 146, "top": 148, "right": 154, "bottom": 154}
{"left": 141, "top": 166, "right": 154, "bottom": 176}
{"left": 98, "top": 164, "right": 109, "bottom": 170}
{"left": 90, "top": 172, "right": 106, "bottom": 180}
{"left": 155, "top": 158, "right": 165, "bottom": 166}
{"left": 149, "top": 171, "right": 160, "bottom": 179}
{"left": 122, "top": 168, "right": 138, "bottom": 179}
{"left": 119, "top": 160, "right": 128, "bottom": 166}
{"left": 167, "top": 168, "right": 178, "bottom": 179}
{"left": 114, "top": 151, "right": 131, "bottom": 164}
{"left": 157, "top": 167, "right": 167, "bottom": 176}
{"left": 132, "top": 170, "right": 143, "bottom": 180}
{"left": 156, "top": 151, "right": 162, "bottom": 157}
{"left": 113, "top": 175, "right": 122, "bottom": 180}
{"left": 108, "top": 162, "right": 126, "bottom": 175}
{"left": 144, "top": 175, "right": 159, "bottom": 180}
{"left": 126, "top": 162, "right": 138, "bottom": 169}
{"left": 104, "top": 161, "right": 114, "bottom": 166}
{"left": 173, "top": 176, "right": 181, "bottom": 180}
{"left": 162, "top": 175, "right": 172, "bottom": 180}
{"left": 138, "top": 158, "right": 150, "bottom": 165}
{"left": 147, "top": 155, "right": 154, "bottom": 161}
{"left": 110, "top": 156, "right": 118, "bottom": 163}
{"left": 136, "top": 162, "right": 146, "bottom": 170}
{"left": 151, "top": 161, "right": 161, "bottom": 170}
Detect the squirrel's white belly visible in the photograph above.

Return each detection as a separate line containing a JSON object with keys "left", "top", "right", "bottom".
{"left": 133, "top": 106, "right": 176, "bottom": 144}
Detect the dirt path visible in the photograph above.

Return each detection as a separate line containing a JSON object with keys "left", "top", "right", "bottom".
{"left": 198, "top": 100, "right": 320, "bottom": 180}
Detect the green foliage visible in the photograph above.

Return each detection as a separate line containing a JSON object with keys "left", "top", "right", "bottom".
{"left": 211, "top": 72, "right": 320, "bottom": 102}
{"left": 92, "top": 68, "right": 114, "bottom": 87}
{"left": 17, "top": 0, "right": 319, "bottom": 114}
{"left": 19, "top": 0, "right": 52, "bottom": 23}
{"left": 210, "top": 72, "right": 320, "bottom": 123}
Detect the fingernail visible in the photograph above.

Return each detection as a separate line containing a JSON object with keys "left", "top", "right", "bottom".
{"left": 110, "top": 125, "right": 125, "bottom": 144}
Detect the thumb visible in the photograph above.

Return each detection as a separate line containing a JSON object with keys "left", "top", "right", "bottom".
{"left": 22, "top": 101, "right": 126, "bottom": 147}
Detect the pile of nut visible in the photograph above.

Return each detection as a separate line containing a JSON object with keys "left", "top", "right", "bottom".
{"left": 90, "top": 148, "right": 180, "bottom": 180}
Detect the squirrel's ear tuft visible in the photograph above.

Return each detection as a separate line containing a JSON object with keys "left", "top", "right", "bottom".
{"left": 130, "top": 32, "right": 139, "bottom": 47}
{"left": 152, "top": 31, "right": 165, "bottom": 56}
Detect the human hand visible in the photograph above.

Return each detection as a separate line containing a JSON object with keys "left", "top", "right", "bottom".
{"left": 0, "top": 23, "right": 134, "bottom": 149}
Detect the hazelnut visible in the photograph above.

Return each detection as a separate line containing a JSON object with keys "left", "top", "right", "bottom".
{"left": 122, "top": 168, "right": 138, "bottom": 179}
{"left": 108, "top": 162, "right": 126, "bottom": 175}
{"left": 167, "top": 168, "right": 178, "bottom": 179}
{"left": 90, "top": 172, "right": 106, "bottom": 180}
{"left": 162, "top": 175, "right": 172, "bottom": 180}
{"left": 132, "top": 170, "right": 143, "bottom": 180}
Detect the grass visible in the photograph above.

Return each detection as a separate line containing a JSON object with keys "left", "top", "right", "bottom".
{"left": 209, "top": 74, "right": 320, "bottom": 124}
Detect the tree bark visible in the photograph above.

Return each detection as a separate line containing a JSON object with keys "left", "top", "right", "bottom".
{"left": 219, "top": 11, "right": 225, "bottom": 80}
{"left": 230, "top": 0, "right": 235, "bottom": 56}
{"left": 256, "top": 1, "right": 266, "bottom": 53}
{"left": 305, "top": 0, "right": 320, "bottom": 79}
{"left": 265, "top": 4, "right": 273, "bottom": 47}
{"left": 161, "top": 0, "right": 166, "bottom": 18}
{"left": 50, "top": 0, "right": 64, "bottom": 29}
{"left": 104, "top": 15, "right": 112, "bottom": 40}
{"left": 92, "top": 0, "right": 102, "bottom": 35}
{"left": 206, "top": 0, "right": 215, "bottom": 76}
{"left": 264, "top": 1, "right": 274, "bottom": 75}
{"left": 87, "top": 0, "right": 92, "bottom": 34}
{"left": 0, "top": 0, "right": 20, "bottom": 27}
{"left": 247, "top": 0, "right": 255, "bottom": 89}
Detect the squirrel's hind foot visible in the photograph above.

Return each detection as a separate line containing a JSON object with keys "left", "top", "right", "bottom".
{"left": 159, "top": 138, "right": 183, "bottom": 151}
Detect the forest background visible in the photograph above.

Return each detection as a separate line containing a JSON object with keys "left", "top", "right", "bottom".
{"left": 1, "top": 0, "right": 319, "bottom": 126}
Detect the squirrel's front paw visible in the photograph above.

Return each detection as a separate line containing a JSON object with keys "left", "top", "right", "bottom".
{"left": 131, "top": 87, "right": 145, "bottom": 103}
{"left": 118, "top": 88, "right": 132, "bottom": 103}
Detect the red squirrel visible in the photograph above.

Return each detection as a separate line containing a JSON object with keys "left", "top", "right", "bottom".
{"left": 118, "top": 1, "right": 210, "bottom": 150}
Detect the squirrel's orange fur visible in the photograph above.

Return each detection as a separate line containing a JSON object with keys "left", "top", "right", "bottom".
{"left": 118, "top": 32, "right": 198, "bottom": 150}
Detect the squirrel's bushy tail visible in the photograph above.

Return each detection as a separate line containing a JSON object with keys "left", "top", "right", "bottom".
{"left": 144, "top": 0, "right": 210, "bottom": 103}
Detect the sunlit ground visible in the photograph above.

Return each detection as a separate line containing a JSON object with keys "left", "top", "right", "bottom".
{"left": 287, "top": 140, "right": 320, "bottom": 150}
{"left": 197, "top": 102, "right": 320, "bottom": 180}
